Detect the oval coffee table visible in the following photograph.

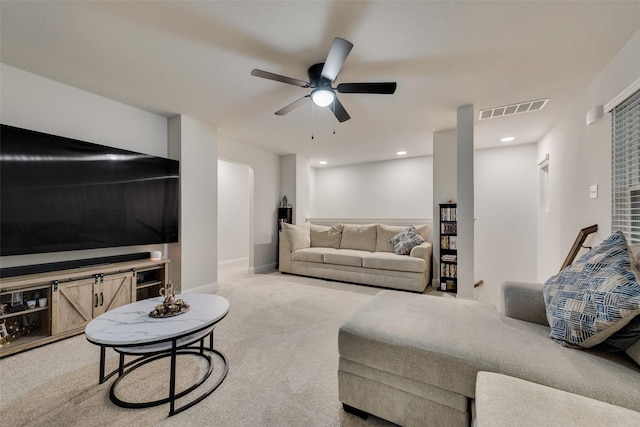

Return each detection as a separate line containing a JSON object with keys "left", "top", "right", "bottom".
{"left": 85, "top": 293, "right": 229, "bottom": 416}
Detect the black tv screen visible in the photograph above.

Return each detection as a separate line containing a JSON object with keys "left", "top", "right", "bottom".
{"left": 0, "top": 124, "right": 179, "bottom": 256}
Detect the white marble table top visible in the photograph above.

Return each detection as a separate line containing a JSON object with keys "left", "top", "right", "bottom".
{"left": 85, "top": 293, "right": 229, "bottom": 347}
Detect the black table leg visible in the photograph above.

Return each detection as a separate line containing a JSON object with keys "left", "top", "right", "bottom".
{"left": 168, "top": 338, "right": 178, "bottom": 416}
{"left": 99, "top": 346, "right": 106, "bottom": 384}
{"left": 118, "top": 353, "right": 125, "bottom": 377}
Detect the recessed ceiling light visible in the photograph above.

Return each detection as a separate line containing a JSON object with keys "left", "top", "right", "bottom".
{"left": 500, "top": 137, "right": 515, "bottom": 143}
{"left": 319, "top": 160, "right": 327, "bottom": 165}
{"left": 397, "top": 151, "right": 407, "bottom": 156}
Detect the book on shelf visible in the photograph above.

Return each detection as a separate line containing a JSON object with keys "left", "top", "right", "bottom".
{"left": 440, "top": 236, "right": 458, "bottom": 250}
{"left": 449, "top": 236, "right": 457, "bottom": 249}
{"left": 440, "top": 222, "right": 457, "bottom": 234}
{"left": 440, "top": 206, "right": 457, "bottom": 222}
{"left": 440, "top": 263, "right": 458, "bottom": 278}
{"left": 446, "top": 280, "right": 456, "bottom": 291}
{"left": 441, "top": 254, "right": 457, "bottom": 262}
{"left": 439, "top": 278, "right": 456, "bottom": 291}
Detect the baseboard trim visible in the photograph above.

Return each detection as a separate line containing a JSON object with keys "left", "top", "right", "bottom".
{"left": 218, "top": 257, "right": 249, "bottom": 269}
{"left": 251, "top": 263, "right": 277, "bottom": 274}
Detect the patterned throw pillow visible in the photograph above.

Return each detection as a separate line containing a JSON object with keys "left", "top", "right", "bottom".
{"left": 390, "top": 225, "right": 425, "bottom": 255}
{"left": 543, "top": 231, "right": 640, "bottom": 348}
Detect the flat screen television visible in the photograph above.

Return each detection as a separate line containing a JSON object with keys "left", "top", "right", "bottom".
{"left": 0, "top": 124, "right": 179, "bottom": 256}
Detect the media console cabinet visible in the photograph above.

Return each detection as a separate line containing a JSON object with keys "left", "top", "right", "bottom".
{"left": 0, "top": 258, "right": 170, "bottom": 357}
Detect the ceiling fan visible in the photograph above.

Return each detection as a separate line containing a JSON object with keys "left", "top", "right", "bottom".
{"left": 251, "top": 37, "right": 397, "bottom": 123}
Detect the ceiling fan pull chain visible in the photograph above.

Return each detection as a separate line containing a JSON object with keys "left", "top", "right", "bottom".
{"left": 333, "top": 99, "right": 337, "bottom": 135}
{"left": 311, "top": 103, "right": 315, "bottom": 140}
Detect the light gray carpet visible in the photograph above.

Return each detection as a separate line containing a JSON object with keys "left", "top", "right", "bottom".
{"left": 0, "top": 269, "right": 402, "bottom": 426}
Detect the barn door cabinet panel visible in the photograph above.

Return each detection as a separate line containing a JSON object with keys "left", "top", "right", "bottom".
{"left": 0, "top": 259, "right": 168, "bottom": 357}
{"left": 51, "top": 272, "right": 133, "bottom": 335}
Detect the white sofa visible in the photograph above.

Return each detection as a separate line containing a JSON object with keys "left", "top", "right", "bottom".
{"left": 279, "top": 222, "right": 433, "bottom": 292}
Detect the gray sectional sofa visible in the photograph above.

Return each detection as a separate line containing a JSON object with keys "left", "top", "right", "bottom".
{"left": 338, "top": 281, "right": 640, "bottom": 426}
{"left": 279, "top": 222, "right": 433, "bottom": 292}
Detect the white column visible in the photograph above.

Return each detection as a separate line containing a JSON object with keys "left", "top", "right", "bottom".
{"left": 456, "top": 105, "right": 474, "bottom": 299}
{"left": 168, "top": 115, "right": 218, "bottom": 293}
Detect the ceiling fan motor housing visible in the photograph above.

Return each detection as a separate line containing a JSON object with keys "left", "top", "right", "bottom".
{"left": 308, "top": 63, "right": 332, "bottom": 88}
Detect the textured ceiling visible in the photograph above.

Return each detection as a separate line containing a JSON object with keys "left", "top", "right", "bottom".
{"left": 1, "top": 1, "right": 639, "bottom": 167}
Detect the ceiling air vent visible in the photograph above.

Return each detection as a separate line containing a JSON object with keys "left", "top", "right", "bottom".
{"left": 479, "top": 98, "right": 549, "bottom": 120}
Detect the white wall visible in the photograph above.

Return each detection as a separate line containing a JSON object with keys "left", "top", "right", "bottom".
{"left": 218, "top": 160, "right": 250, "bottom": 263}
{"left": 281, "top": 155, "right": 297, "bottom": 222}
{"left": 295, "top": 155, "right": 311, "bottom": 224}
{"left": 313, "top": 156, "right": 433, "bottom": 219}
{"left": 474, "top": 143, "right": 538, "bottom": 307}
{"left": 0, "top": 64, "right": 168, "bottom": 268}
{"left": 433, "top": 129, "right": 457, "bottom": 289}
{"left": 312, "top": 144, "right": 538, "bottom": 309}
{"left": 537, "top": 29, "right": 640, "bottom": 281}
{"left": 218, "top": 135, "right": 281, "bottom": 272}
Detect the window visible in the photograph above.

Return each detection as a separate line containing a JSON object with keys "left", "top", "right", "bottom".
{"left": 611, "top": 89, "right": 640, "bottom": 244}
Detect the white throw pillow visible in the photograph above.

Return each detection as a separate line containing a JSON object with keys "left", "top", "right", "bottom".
{"left": 310, "top": 224, "right": 343, "bottom": 249}
{"left": 376, "top": 224, "right": 406, "bottom": 252}
{"left": 340, "top": 224, "right": 377, "bottom": 252}
{"left": 282, "top": 222, "right": 310, "bottom": 251}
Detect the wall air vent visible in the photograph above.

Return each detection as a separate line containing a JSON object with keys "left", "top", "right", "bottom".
{"left": 479, "top": 98, "right": 549, "bottom": 120}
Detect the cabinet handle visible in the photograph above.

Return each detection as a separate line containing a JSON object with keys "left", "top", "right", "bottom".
{"left": 94, "top": 294, "right": 98, "bottom": 308}
{"left": 100, "top": 292, "right": 104, "bottom": 306}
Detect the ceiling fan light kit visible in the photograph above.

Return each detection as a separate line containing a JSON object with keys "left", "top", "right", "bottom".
{"left": 311, "top": 87, "right": 335, "bottom": 107}
{"left": 251, "top": 37, "right": 397, "bottom": 123}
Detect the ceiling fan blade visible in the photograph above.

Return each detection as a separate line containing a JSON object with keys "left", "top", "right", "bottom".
{"left": 321, "top": 38, "right": 353, "bottom": 82}
{"left": 251, "top": 69, "right": 309, "bottom": 88}
{"left": 329, "top": 97, "right": 351, "bottom": 122}
{"left": 337, "top": 82, "right": 397, "bottom": 94}
{"left": 275, "top": 95, "right": 310, "bottom": 116}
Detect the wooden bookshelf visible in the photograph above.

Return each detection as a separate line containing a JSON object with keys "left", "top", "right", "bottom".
{"left": 439, "top": 203, "right": 457, "bottom": 293}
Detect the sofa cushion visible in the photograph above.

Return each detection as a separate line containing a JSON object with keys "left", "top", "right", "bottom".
{"left": 415, "top": 224, "right": 432, "bottom": 243}
{"left": 475, "top": 371, "right": 640, "bottom": 427}
{"left": 390, "top": 225, "right": 425, "bottom": 255}
{"left": 543, "top": 231, "right": 640, "bottom": 348}
{"left": 598, "top": 315, "right": 640, "bottom": 353}
{"left": 281, "top": 222, "right": 310, "bottom": 251}
{"left": 363, "top": 252, "right": 426, "bottom": 273}
{"left": 340, "top": 224, "right": 377, "bottom": 252}
{"left": 324, "top": 249, "right": 366, "bottom": 267}
{"left": 626, "top": 337, "right": 640, "bottom": 367}
{"left": 310, "top": 224, "right": 343, "bottom": 249}
{"left": 375, "top": 224, "right": 406, "bottom": 252}
{"left": 291, "top": 247, "right": 335, "bottom": 263}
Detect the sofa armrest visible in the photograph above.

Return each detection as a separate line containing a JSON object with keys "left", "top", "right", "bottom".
{"left": 500, "top": 281, "right": 548, "bottom": 326}
{"left": 410, "top": 242, "right": 433, "bottom": 282}
{"left": 279, "top": 230, "right": 293, "bottom": 273}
